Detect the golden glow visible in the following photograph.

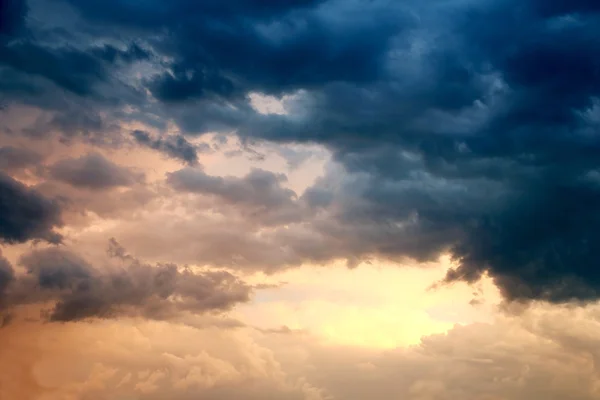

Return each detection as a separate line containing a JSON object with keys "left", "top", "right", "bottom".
{"left": 238, "top": 257, "right": 501, "bottom": 348}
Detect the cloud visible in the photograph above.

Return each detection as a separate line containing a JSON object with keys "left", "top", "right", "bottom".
{"left": 48, "top": 152, "right": 143, "bottom": 190}
{"left": 168, "top": 167, "right": 299, "bottom": 214}
{"left": 261, "top": 304, "right": 600, "bottom": 400}
{"left": 0, "top": 171, "right": 63, "bottom": 244}
{"left": 3, "top": 300, "right": 600, "bottom": 400}
{"left": 0, "top": 145, "right": 43, "bottom": 172}
{"left": 0, "top": 251, "right": 14, "bottom": 296}
{"left": 0, "top": 316, "right": 329, "bottom": 400}
{"left": 1, "top": 239, "right": 251, "bottom": 322}
{"left": 132, "top": 130, "right": 204, "bottom": 166}
{"left": 9, "top": 1, "right": 600, "bottom": 398}
{"left": 222, "top": 0, "right": 600, "bottom": 302}
{"left": 1, "top": 0, "right": 600, "bottom": 303}
{"left": 0, "top": 0, "right": 27, "bottom": 39}
{"left": 64, "top": 0, "right": 402, "bottom": 97}
{"left": 0, "top": 41, "right": 109, "bottom": 97}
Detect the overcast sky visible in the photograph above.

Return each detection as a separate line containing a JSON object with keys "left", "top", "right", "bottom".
{"left": 2, "top": 0, "right": 600, "bottom": 399}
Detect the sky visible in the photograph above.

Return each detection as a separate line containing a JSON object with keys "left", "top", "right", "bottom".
{"left": 1, "top": 0, "right": 600, "bottom": 398}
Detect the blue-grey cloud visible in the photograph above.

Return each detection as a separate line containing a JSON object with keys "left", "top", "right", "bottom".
{"left": 132, "top": 130, "right": 203, "bottom": 166}
{"left": 0, "top": 0, "right": 27, "bottom": 40}
{"left": 2, "top": 0, "right": 600, "bottom": 302}
{"left": 0, "top": 171, "right": 63, "bottom": 244}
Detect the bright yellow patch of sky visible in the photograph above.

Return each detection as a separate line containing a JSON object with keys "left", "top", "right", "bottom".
{"left": 239, "top": 257, "right": 501, "bottom": 348}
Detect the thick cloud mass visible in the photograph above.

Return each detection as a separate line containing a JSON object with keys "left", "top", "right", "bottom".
{"left": 0, "top": 0, "right": 27, "bottom": 39}
{"left": 2, "top": 0, "right": 600, "bottom": 303}
{"left": 0, "top": 172, "right": 62, "bottom": 243}
{"left": 1, "top": 240, "right": 251, "bottom": 322}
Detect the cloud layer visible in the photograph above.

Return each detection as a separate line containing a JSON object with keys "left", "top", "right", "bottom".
{"left": 1, "top": 1, "right": 600, "bottom": 398}
{"left": 0, "top": 239, "right": 252, "bottom": 322}
{"left": 1, "top": 0, "right": 599, "bottom": 302}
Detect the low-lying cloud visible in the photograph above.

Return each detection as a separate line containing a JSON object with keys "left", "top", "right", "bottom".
{"left": 0, "top": 239, "right": 252, "bottom": 322}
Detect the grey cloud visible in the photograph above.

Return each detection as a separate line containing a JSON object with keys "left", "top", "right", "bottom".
{"left": 132, "top": 129, "right": 204, "bottom": 166}
{"left": 0, "top": 171, "right": 63, "bottom": 244}
{"left": 0, "top": 252, "right": 14, "bottom": 296}
{"left": 168, "top": 167, "right": 296, "bottom": 207}
{"left": 21, "top": 247, "right": 92, "bottom": 290}
{"left": 48, "top": 152, "right": 143, "bottom": 190}
{"left": 168, "top": 167, "right": 302, "bottom": 224}
{"left": 2, "top": 240, "right": 252, "bottom": 322}
{"left": 0, "top": 145, "right": 43, "bottom": 172}
{"left": 32, "top": 177, "right": 159, "bottom": 225}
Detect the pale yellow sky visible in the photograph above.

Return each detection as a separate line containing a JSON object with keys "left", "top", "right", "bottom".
{"left": 237, "top": 258, "right": 501, "bottom": 348}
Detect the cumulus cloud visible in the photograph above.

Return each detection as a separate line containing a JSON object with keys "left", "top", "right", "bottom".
{"left": 0, "top": 316, "right": 331, "bottom": 400}
{"left": 3, "top": 302, "right": 600, "bottom": 400}
{"left": 244, "top": 303, "right": 600, "bottom": 400}
{"left": 0, "top": 239, "right": 252, "bottom": 322}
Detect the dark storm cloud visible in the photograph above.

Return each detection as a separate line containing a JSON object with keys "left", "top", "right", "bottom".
{"left": 2, "top": 240, "right": 252, "bottom": 322}
{"left": 1, "top": 18, "right": 151, "bottom": 98}
{"left": 0, "top": 42, "right": 108, "bottom": 97}
{"left": 4, "top": 0, "right": 600, "bottom": 303}
{"left": 226, "top": 0, "right": 600, "bottom": 303}
{"left": 132, "top": 130, "right": 203, "bottom": 166}
{"left": 61, "top": 0, "right": 409, "bottom": 102}
{"left": 222, "top": 0, "right": 600, "bottom": 301}
{"left": 48, "top": 152, "right": 143, "bottom": 190}
{"left": 0, "top": 172, "right": 63, "bottom": 244}
{"left": 0, "top": 0, "right": 152, "bottom": 146}
{"left": 0, "top": 0, "right": 27, "bottom": 39}
{"left": 148, "top": 67, "right": 237, "bottom": 103}
{"left": 65, "top": 0, "right": 326, "bottom": 23}
{"left": 91, "top": 43, "right": 151, "bottom": 64}
{"left": 533, "top": 0, "right": 600, "bottom": 17}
